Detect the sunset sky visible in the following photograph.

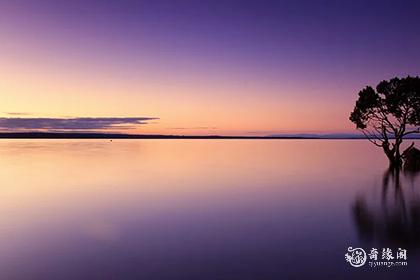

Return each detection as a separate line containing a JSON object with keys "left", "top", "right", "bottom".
{"left": 0, "top": 0, "right": 419, "bottom": 135}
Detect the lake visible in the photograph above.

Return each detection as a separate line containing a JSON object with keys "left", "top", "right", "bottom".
{"left": 0, "top": 139, "right": 419, "bottom": 279}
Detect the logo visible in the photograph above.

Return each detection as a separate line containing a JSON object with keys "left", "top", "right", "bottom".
{"left": 345, "top": 247, "right": 408, "bottom": 268}
{"left": 345, "top": 247, "right": 367, "bottom": 267}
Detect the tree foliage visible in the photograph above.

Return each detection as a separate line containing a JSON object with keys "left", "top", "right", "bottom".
{"left": 350, "top": 76, "right": 420, "bottom": 166}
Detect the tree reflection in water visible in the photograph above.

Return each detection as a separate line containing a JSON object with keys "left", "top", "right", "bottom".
{"left": 353, "top": 167, "right": 420, "bottom": 249}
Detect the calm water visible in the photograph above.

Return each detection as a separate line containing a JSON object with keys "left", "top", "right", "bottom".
{"left": 0, "top": 139, "right": 419, "bottom": 279}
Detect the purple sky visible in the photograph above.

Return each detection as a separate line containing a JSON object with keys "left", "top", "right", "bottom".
{"left": 0, "top": 0, "right": 419, "bottom": 135}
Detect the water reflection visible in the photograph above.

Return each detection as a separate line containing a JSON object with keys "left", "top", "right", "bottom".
{"left": 1, "top": 140, "right": 419, "bottom": 279}
{"left": 352, "top": 167, "right": 420, "bottom": 249}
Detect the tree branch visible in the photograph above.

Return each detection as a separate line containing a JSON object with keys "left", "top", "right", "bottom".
{"left": 403, "top": 128, "right": 420, "bottom": 136}
{"left": 361, "top": 129, "right": 384, "bottom": 147}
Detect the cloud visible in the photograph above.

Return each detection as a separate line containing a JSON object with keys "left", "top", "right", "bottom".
{"left": 5, "top": 112, "right": 32, "bottom": 116}
{"left": 246, "top": 130, "right": 280, "bottom": 134}
{"left": 0, "top": 117, "right": 158, "bottom": 131}
{"left": 168, "top": 126, "right": 217, "bottom": 130}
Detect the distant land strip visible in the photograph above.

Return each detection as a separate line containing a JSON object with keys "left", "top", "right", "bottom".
{"left": 0, "top": 132, "right": 419, "bottom": 139}
{"left": 0, "top": 132, "right": 313, "bottom": 139}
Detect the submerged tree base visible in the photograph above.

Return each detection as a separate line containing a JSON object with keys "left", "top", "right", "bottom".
{"left": 403, "top": 146, "right": 420, "bottom": 172}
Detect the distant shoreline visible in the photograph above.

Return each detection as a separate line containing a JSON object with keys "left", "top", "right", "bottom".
{"left": 0, "top": 132, "right": 419, "bottom": 140}
{"left": 0, "top": 132, "right": 328, "bottom": 139}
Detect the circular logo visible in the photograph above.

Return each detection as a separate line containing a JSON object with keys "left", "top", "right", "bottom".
{"left": 345, "top": 247, "right": 367, "bottom": 267}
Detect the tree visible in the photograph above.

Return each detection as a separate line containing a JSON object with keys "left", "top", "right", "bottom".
{"left": 350, "top": 76, "right": 420, "bottom": 167}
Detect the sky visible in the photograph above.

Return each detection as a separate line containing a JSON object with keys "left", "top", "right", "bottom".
{"left": 0, "top": 0, "right": 419, "bottom": 135}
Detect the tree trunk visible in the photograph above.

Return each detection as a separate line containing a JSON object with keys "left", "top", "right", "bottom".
{"left": 383, "top": 142, "right": 396, "bottom": 166}
{"left": 394, "top": 137, "right": 403, "bottom": 167}
{"left": 383, "top": 138, "right": 403, "bottom": 168}
{"left": 384, "top": 148, "right": 396, "bottom": 166}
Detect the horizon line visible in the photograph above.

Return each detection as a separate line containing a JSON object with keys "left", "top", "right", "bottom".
{"left": 0, "top": 131, "right": 419, "bottom": 140}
